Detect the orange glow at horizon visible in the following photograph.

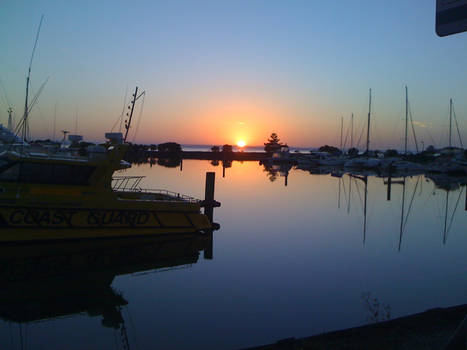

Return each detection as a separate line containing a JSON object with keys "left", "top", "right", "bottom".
{"left": 127, "top": 93, "right": 325, "bottom": 147}
{"left": 180, "top": 96, "right": 293, "bottom": 146}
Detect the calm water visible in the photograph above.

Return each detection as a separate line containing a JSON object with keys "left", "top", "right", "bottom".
{"left": 1, "top": 160, "right": 466, "bottom": 349}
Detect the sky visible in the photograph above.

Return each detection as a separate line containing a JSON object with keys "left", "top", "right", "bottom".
{"left": 0, "top": 0, "right": 466, "bottom": 150}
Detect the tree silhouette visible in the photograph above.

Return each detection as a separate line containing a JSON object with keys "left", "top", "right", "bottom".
{"left": 262, "top": 163, "right": 278, "bottom": 182}
{"left": 268, "top": 133, "right": 280, "bottom": 144}
{"left": 158, "top": 142, "right": 182, "bottom": 154}
{"left": 222, "top": 144, "right": 233, "bottom": 153}
{"left": 264, "top": 133, "right": 285, "bottom": 154}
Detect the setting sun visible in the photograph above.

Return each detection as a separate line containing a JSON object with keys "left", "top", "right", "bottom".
{"left": 237, "top": 140, "right": 246, "bottom": 148}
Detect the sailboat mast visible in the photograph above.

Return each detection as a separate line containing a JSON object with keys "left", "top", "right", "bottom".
{"left": 22, "top": 75, "right": 30, "bottom": 142}
{"left": 74, "top": 107, "right": 79, "bottom": 134}
{"left": 366, "top": 89, "right": 371, "bottom": 154}
{"left": 53, "top": 104, "right": 56, "bottom": 142}
{"left": 405, "top": 86, "right": 408, "bottom": 155}
{"left": 449, "top": 98, "right": 452, "bottom": 148}
{"left": 22, "top": 15, "right": 44, "bottom": 143}
{"left": 340, "top": 116, "right": 343, "bottom": 152}
{"left": 350, "top": 113, "right": 354, "bottom": 149}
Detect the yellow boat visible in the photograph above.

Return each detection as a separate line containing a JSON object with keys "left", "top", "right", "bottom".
{"left": 1, "top": 84, "right": 219, "bottom": 242}
{"left": 0, "top": 133, "right": 217, "bottom": 242}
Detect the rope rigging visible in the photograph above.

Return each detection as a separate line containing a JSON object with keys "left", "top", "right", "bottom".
{"left": 452, "top": 104, "right": 463, "bottom": 148}
{"left": 408, "top": 101, "right": 419, "bottom": 153}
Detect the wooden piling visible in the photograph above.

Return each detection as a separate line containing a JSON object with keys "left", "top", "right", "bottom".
{"left": 387, "top": 176, "right": 392, "bottom": 201}
{"left": 204, "top": 172, "right": 216, "bottom": 223}
{"left": 203, "top": 172, "right": 216, "bottom": 259}
{"left": 204, "top": 231, "right": 213, "bottom": 260}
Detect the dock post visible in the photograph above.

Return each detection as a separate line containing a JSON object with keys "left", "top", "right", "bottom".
{"left": 180, "top": 158, "right": 183, "bottom": 172}
{"left": 204, "top": 231, "right": 213, "bottom": 260}
{"left": 204, "top": 172, "right": 215, "bottom": 223}
{"left": 222, "top": 163, "right": 226, "bottom": 178}
{"left": 203, "top": 172, "right": 215, "bottom": 260}
{"left": 387, "top": 176, "right": 392, "bottom": 201}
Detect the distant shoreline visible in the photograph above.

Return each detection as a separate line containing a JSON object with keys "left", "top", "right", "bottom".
{"left": 157, "top": 151, "right": 269, "bottom": 161}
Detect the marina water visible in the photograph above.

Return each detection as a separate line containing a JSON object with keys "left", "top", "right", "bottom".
{"left": 1, "top": 159, "right": 466, "bottom": 349}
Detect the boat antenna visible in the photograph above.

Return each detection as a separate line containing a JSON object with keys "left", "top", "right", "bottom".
{"left": 21, "top": 14, "right": 44, "bottom": 143}
{"left": 61, "top": 130, "right": 69, "bottom": 146}
{"left": 366, "top": 88, "right": 372, "bottom": 155}
{"left": 7, "top": 107, "right": 13, "bottom": 131}
{"left": 124, "top": 86, "right": 146, "bottom": 143}
{"left": 0, "top": 78, "right": 14, "bottom": 131}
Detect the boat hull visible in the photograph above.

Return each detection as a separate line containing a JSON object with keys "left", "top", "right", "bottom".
{"left": 0, "top": 226, "right": 210, "bottom": 243}
{"left": 0, "top": 204, "right": 212, "bottom": 242}
{"left": 0, "top": 155, "right": 215, "bottom": 242}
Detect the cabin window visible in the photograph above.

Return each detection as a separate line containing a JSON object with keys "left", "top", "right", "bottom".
{"left": 0, "top": 162, "right": 95, "bottom": 185}
{"left": 0, "top": 162, "right": 20, "bottom": 181}
{"left": 20, "top": 162, "right": 54, "bottom": 182}
{"left": 51, "top": 164, "right": 95, "bottom": 185}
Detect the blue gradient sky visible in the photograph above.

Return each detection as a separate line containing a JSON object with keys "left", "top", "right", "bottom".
{"left": 0, "top": 1, "right": 466, "bottom": 150}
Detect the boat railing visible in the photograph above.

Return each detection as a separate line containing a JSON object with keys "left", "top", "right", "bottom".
{"left": 112, "top": 175, "right": 145, "bottom": 191}
{"left": 112, "top": 175, "right": 199, "bottom": 203}
{"left": 138, "top": 188, "right": 199, "bottom": 202}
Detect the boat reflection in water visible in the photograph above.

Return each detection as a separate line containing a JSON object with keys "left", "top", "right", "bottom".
{"left": 0, "top": 231, "right": 213, "bottom": 346}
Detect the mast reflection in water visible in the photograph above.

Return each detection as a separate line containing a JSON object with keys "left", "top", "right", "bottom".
{"left": 0, "top": 159, "right": 466, "bottom": 350}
